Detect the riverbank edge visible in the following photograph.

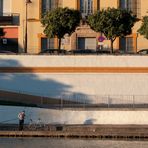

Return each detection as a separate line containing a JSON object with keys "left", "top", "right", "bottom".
{"left": 0, "top": 130, "right": 148, "bottom": 140}
{"left": 1, "top": 124, "right": 148, "bottom": 140}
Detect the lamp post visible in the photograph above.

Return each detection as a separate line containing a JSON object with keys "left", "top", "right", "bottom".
{"left": 24, "top": 0, "right": 32, "bottom": 53}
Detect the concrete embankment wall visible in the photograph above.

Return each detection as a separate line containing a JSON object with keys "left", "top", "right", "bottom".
{"left": 1, "top": 105, "right": 148, "bottom": 125}
{"left": 0, "top": 55, "right": 148, "bottom": 125}
{"left": 0, "top": 55, "right": 148, "bottom": 98}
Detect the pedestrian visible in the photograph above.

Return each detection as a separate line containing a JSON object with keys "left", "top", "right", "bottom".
{"left": 18, "top": 110, "right": 25, "bottom": 131}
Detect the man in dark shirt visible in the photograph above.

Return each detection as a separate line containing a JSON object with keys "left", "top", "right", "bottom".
{"left": 18, "top": 111, "right": 25, "bottom": 131}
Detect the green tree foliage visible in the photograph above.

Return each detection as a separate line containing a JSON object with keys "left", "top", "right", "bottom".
{"left": 41, "top": 7, "right": 81, "bottom": 50}
{"left": 87, "top": 8, "right": 137, "bottom": 53}
{"left": 138, "top": 16, "right": 148, "bottom": 39}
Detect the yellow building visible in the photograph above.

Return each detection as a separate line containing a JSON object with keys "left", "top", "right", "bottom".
{"left": 0, "top": 0, "right": 148, "bottom": 53}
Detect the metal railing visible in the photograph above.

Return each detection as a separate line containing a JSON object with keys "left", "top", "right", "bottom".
{"left": 1, "top": 87, "right": 148, "bottom": 109}
{"left": 59, "top": 94, "right": 148, "bottom": 109}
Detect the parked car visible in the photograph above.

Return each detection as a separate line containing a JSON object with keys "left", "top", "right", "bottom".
{"left": 137, "top": 49, "right": 148, "bottom": 55}
{"left": 0, "top": 50, "right": 16, "bottom": 54}
{"left": 113, "top": 50, "right": 136, "bottom": 55}
{"left": 96, "top": 50, "right": 110, "bottom": 54}
{"left": 68, "top": 49, "right": 96, "bottom": 55}
{"left": 39, "top": 49, "right": 67, "bottom": 55}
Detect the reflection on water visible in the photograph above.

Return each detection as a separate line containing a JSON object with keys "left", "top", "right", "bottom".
{"left": 0, "top": 138, "right": 148, "bottom": 148}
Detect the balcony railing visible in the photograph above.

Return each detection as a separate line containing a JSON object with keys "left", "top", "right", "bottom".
{"left": 0, "top": 13, "right": 20, "bottom": 25}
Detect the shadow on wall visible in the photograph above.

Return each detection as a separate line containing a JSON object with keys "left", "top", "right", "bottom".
{"left": 0, "top": 59, "right": 96, "bottom": 124}
{"left": 0, "top": 58, "right": 91, "bottom": 102}
{"left": 0, "top": 59, "right": 70, "bottom": 97}
{"left": 0, "top": 59, "right": 22, "bottom": 67}
{"left": 83, "top": 118, "right": 97, "bottom": 125}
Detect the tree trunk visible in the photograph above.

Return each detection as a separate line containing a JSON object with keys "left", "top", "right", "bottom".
{"left": 110, "top": 39, "right": 114, "bottom": 53}
{"left": 58, "top": 38, "right": 61, "bottom": 52}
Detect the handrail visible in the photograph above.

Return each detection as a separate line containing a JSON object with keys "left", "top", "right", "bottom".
{"left": 1, "top": 87, "right": 148, "bottom": 109}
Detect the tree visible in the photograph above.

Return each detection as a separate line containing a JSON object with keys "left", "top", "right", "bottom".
{"left": 87, "top": 8, "right": 137, "bottom": 53}
{"left": 41, "top": 7, "right": 81, "bottom": 50}
{"left": 138, "top": 16, "right": 148, "bottom": 39}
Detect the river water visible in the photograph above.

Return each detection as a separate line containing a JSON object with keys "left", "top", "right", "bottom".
{"left": 0, "top": 138, "right": 148, "bottom": 148}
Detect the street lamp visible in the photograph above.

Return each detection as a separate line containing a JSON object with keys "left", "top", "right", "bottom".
{"left": 24, "top": 0, "right": 32, "bottom": 53}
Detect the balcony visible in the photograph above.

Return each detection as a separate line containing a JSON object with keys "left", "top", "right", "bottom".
{"left": 0, "top": 13, "right": 20, "bottom": 26}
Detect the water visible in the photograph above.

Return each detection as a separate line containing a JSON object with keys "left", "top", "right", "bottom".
{"left": 0, "top": 138, "right": 148, "bottom": 148}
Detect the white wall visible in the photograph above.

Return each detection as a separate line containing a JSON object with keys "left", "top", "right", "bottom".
{"left": 1, "top": 73, "right": 148, "bottom": 97}
{"left": 0, "top": 55, "right": 148, "bottom": 67}
{"left": 1, "top": 55, "right": 148, "bottom": 125}
{"left": 0, "top": 55, "right": 148, "bottom": 99}
{"left": 1, "top": 105, "right": 148, "bottom": 125}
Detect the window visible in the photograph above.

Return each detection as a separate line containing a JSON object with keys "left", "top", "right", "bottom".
{"left": 119, "top": 0, "right": 141, "bottom": 18}
{"left": 41, "top": 38, "right": 54, "bottom": 51}
{"left": 41, "top": 0, "right": 61, "bottom": 15}
{"left": 0, "top": 0, "right": 11, "bottom": 15}
{"left": 80, "top": 0, "right": 93, "bottom": 15}
{"left": 119, "top": 37, "right": 134, "bottom": 52}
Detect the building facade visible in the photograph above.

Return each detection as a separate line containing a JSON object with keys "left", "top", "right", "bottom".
{"left": 0, "top": 0, "right": 19, "bottom": 52}
{"left": 0, "top": 0, "right": 148, "bottom": 53}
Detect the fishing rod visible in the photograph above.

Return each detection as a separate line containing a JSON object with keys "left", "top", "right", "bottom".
{"left": 0, "top": 118, "right": 18, "bottom": 124}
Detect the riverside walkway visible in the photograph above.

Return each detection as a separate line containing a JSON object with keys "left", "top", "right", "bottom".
{"left": 1, "top": 124, "right": 148, "bottom": 140}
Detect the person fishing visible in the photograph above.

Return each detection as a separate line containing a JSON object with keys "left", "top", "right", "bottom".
{"left": 18, "top": 110, "right": 25, "bottom": 131}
